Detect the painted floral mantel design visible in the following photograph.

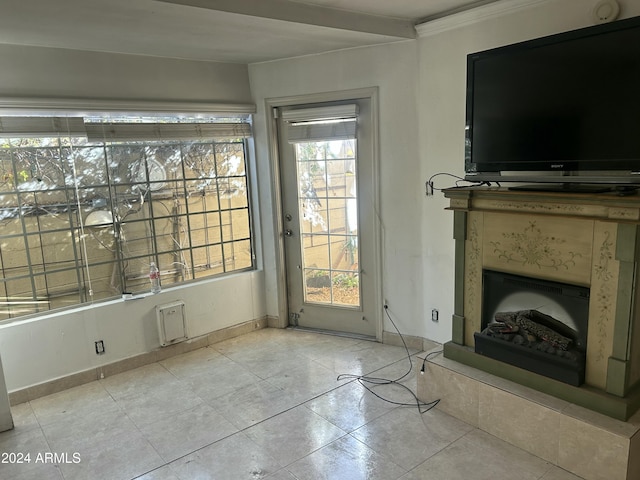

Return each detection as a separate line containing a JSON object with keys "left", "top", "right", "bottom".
{"left": 593, "top": 231, "right": 614, "bottom": 363}
{"left": 465, "top": 216, "right": 482, "bottom": 345}
{"left": 490, "top": 221, "right": 581, "bottom": 270}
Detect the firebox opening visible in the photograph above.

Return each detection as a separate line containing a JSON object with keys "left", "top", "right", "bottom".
{"left": 475, "top": 270, "right": 590, "bottom": 386}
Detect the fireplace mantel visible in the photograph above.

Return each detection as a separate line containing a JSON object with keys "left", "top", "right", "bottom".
{"left": 443, "top": 187, "right": 640, "bottom": 421}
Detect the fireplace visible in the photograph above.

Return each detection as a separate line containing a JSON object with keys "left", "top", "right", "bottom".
{"left": 419, "top": 187, "right": 640, "bottom": 480}
{"left": 474, "top": 270, "right": 589, "bottom": 386}
{"left": 443, "top": 187, "right": 640, "bottom": 421}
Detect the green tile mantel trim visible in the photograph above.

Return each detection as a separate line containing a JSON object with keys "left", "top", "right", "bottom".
{"left": 452, "top": 314, "right": 465, "bottom": 345}
{"left": 443, "top": 342, "right": 640, "bottom": 421}
{"left": 453, "top": 210, "right": 467, "bottom": 241}
{"left": 606, "top": 223, "right": 639, "bottom": 396}
{"left": 452, "top": 211, "right": 467, "bottom": 346}
{"left": 608, "top": 357, "right": 629, "bottom": 398}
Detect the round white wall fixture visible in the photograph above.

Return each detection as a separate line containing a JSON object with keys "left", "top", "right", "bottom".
{"left": 133, "top": 159, "right": 167, "bottom": 191}
{"left": 592, "top": 0, "right": 620, "bottom": 23}
{"left": 85, "top": 210, "right": 114, "bottom": 228}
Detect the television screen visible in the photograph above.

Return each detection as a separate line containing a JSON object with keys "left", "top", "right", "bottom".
{"left": 465, "top": 16, "right": 640, "bottom": 183}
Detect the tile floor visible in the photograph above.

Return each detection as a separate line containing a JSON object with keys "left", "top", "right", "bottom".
{"left": 0, "top": 328, "right": 585, "bottom": 480}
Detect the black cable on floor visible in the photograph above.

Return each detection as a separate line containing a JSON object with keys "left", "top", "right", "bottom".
{"left": 337, "top": 304, "right": 441, "bottom": 414}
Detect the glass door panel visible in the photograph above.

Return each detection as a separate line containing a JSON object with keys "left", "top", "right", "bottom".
{"left": 295, "top": 140, "right": 360, "bottom": 308}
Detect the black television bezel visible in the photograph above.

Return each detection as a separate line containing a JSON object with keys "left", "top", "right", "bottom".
{"left": 464, "top": 15, "right": 640, "bottom": 184}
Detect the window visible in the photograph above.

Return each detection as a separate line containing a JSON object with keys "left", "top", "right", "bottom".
{"left": 0, "top": 115, "right": 254, "bottom": 321}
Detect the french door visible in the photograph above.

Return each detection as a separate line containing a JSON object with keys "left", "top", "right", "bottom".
{"left": 276, "top": 97, "right": 378, "bottom": 337}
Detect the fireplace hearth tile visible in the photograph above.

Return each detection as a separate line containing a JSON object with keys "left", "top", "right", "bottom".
{"left": 418, "top": 350, "right": 640, "bottom": 480}
{"left": 417, "top": 358, "right": 479, "bottom": 427}
{"left": 481, "top": 373, "right": 572, "bottom": 413}
{"left": 561, "top": 403, "right": 640, "bottom": 439}
{"left": 479, "top": 383, "right": 560, "bottom": 464}
{"left": 558, "top": 415, "right": 629, "bottom": 480}
{"left": 628, "top": 431, "right": 640, "bottom": 480}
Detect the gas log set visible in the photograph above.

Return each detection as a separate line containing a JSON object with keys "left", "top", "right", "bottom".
{"left": 474, "top": 309, "right": 585, "bottom": 386}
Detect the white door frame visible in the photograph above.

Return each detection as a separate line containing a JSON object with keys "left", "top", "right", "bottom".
{"left": 264, "top": 87, "right": 383, "bottom": 341}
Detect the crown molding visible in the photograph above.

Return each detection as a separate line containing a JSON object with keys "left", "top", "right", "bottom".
{"left": 416, "top": 0, "right": 554, "bottom": 37}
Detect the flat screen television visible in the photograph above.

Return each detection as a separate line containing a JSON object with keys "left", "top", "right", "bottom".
{"left": 464, "top": 15, "right": 640, "bottom": 189}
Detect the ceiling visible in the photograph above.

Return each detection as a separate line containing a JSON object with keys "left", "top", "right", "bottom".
{"left": 0, "top": 0, "right": 500, "bottom": 63}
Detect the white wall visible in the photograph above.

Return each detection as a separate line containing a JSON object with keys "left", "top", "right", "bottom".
{"left": 249, "top": 41, "right": 424, "bottom": 338}
{"left": 417, "top": 0, "right": 640, "bottom": 343}
{"left": 0, "top": 45, "right": 265, "bottom": 393}
{"left": 0, "top": 43, "right": 252, "bottom": 104}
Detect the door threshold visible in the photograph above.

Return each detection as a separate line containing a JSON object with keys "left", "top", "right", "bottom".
{"left": 287, "top": 326, "right": 377, "bottom": 342}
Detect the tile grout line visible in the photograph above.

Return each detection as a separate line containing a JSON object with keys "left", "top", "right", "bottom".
{"left": 25, "top": 401, "right": 67, "bottom": 480}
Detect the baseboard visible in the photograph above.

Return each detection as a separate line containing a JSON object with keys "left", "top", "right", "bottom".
{"left": 266, "top": 315, "right": 281, "bottom": 328}
{"left": 9, "top": 316, "right": 268, "bottom": 406}
{"left": 382, "top": 330, "right": 441, "bottom": 353}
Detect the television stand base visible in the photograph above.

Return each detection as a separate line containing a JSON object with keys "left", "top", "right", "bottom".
{"left": 508, "top": 183, "right": 639, "bottom": 195}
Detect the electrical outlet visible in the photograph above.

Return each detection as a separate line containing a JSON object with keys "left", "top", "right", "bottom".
{"left": 431, "top": 309, "right": 439, "bottom": 322}
{"left": 425, "top": 181, "right": 434, "bottom": 196}
{"left": 95, "top": 340, "right": 105, "bottom": 355}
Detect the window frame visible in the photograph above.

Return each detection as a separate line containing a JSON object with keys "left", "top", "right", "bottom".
{"left": 0, "top": 111, "right": 257, "bottom": 323}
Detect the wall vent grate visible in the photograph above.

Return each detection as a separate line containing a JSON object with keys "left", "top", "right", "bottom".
{"left": 156, "top": 300, "right": 187, "bottom": 347}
